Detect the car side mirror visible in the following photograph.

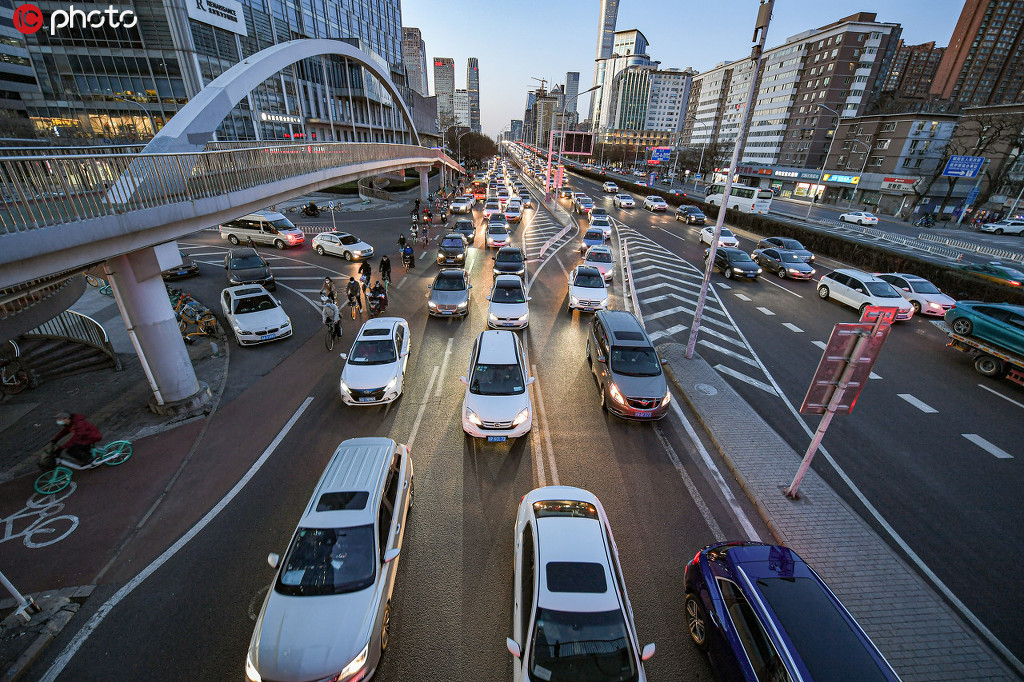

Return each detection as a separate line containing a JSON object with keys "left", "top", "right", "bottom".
{"left": 596, "top": 354, "right": 606, "bottom": 363}
{"left": 641, "top": 643, "right": 656, "bottom": 661}
{"left": 468, "top": 284, "right": 473, "bottom": 289}
{"left": 526, "top": 297, "right": 532, "bottom": 302}
{"left": 660, "top": 357, "right": 668, "bottom": 366}
{"left": 855, "top": 288, "right": 864, "bottom": 293}
{"left": 383, "top": 548, "right": 400, "bottom": 563}
{"left": 506, "top": 638, "right": 522, "bottom": 659}
{"left": 526, "top": 376, "right": 535, "bottom": 385}
{"left": 339, "top": 353, "right": 348, "bottom": 360}
{"left": 267, "top": 553, "right": 280, "bottom": 569}
{"left": 459, "top": 376, "right": 469, "bottom": 386}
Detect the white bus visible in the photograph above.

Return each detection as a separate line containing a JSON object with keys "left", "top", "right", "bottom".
{"left": 704, "top": 183, "right": 773, "bottom": 214}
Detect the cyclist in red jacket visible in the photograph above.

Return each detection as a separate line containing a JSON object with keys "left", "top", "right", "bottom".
{"left": 50, "top": 411, "right": 101, "bottom": 465}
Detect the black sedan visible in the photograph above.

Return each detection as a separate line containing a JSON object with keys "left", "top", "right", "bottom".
{"left": 751, "top": 248, "right": 816, "bottom": 280}
{"left": 162, "top": 250, "right": 200, "bottom": 280}
{"left": 224, "top": 248, "right": 275, "bottom": 290}
{"left": 704, "top": 247, "right": 762, "bottom": 280}
{"left": 755, "top": 236, "right": 815, "bottom": 263}
{"left": 453, "top": 219, "right": 476, "bottom": 243}
{"left": 675, "top": 205, "right": 706, "bottom": 225}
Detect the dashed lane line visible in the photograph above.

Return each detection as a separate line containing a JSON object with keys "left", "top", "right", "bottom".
{"left": 962, "top": 434, "right": 1014, "bottom": 459}
{"left": 734, "top": 293, "right": 751, "bottom": 301}
{"left": 652, "top": 423, "right": 725, "bottom": 543}
{"left": 869, "top": 372, "right": 882, "bottom": 380}
{"left": 698, "top": 340, "right": 760, "bottom": 368}
{"left": 977, "top": 383, "right": 1024, "bottom": 410}
{"left": 758, "top": 274, "right": 804, "bottom": 298}
{"left": 531, "top": 366, "right": 560, "bottom": 486}
{"left": 756, "top": 307, "right": 775, "bottom": 316}
{"left": 407, "top": 365, "right": 440, "bottom": 451}
{"left": 898, "top": 393, "right": 938, "bottom": 414}
{"left": 782, "top": 323, "right": 804, "bottom": 333}
{"left": 812, "top": 340, "right": 827, "bottom": 350}
{"left": 435, "top": 338, "right": 454, "bottom": 398}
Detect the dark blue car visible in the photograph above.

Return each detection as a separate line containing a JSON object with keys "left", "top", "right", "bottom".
{"left": 684, "top": 541, "right": 900, "bottom": 682}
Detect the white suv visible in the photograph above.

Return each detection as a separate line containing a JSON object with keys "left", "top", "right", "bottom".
{"left": 461, "top": 330, "right": 534, "bottom": 442}
{"left": 817, "top": 268, "right": 914, "bottom": 321}
{"left": 507, "top": 486, "right": 654, "bottom": 681}
{"left": 602, "top": 181, "right": 619, "bottom": 193}
{"left": 246, "top": 437, "right": 412, "bottom": 682}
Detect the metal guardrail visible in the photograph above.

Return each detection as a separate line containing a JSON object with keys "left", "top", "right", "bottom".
{"left": 0, "top": 274, "right": 79, "bottom": 319}
{"left": 24, "top": 309, "right": 121, "bottom": 370}
{"left": 0, "top": 143, "right": 459, "bottom": 235}
{"left": 621, "top": 237, "right": 645, "bottom": 330}
{"left": 916, "top": 232, "right": 1024, "bottom": 263}
{"left": 810, "top": 216, "right": 964, "bottom": 261}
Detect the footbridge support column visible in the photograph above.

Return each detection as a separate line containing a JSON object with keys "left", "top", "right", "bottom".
{"left": 418, "top": 166, "right": 430, "bottom": 207}
{"left": 104, "top": 244, "right": 212, "bottom": 415}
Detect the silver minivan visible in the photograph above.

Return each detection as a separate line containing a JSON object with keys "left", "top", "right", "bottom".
{"left": 220, "top": 209, "right": 305, "bottom": 249}
{"left": 246, "top": 437, "right": 413, "bottom": 682}
{"left": 587, "top": 310, "right": 670, "bottom": 420}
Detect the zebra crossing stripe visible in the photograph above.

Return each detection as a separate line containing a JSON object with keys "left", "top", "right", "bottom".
{"left": 648, "top": 324, "right": 690, "bottom": 341}
{"left": 697, "top": 339, "right": 760, "bottom": 367}
{"left": 713, "top": 364, "right": 778, "bottom": 395}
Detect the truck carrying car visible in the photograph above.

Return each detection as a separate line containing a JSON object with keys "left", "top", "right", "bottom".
{"left": 937, "top": 320, "right": 1024, "bottom": 386}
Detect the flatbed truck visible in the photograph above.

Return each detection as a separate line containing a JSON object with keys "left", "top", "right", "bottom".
{"left": 936, "top": 320, "right": 1024, "bottom": 386}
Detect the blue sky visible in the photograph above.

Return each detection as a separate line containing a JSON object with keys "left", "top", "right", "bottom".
{"left": 400, "top": 0, "right": 965, "bottom": 139}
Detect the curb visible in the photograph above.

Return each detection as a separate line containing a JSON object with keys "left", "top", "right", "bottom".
{"left": 1, "top": 585, "right": 95, "bottom": 681}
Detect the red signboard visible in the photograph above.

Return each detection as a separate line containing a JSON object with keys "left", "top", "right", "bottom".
{"left": 799, "top": 322, "right": 892, "bottom": 415}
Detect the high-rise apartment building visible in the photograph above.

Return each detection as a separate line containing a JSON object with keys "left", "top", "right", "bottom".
{"left": 402, "top": 27, "right": 429, "bottom": 97}
{"left": 565, "top": 72, "right": 580, "bottom": 112}
{"left": 454, "top": 89, "right": 471, "bottom": 128}
{"left": 11, "top": 0, "right": 414, "bottom": 144}
{"left": 883, "top": 40, "right": 944, "bottom": 100}
{"left": 930, "top": 0, "right": 1024, "bottom": 107}
{"left": 510, "top": 119, "right": 523, "bottom": 141}
{"left": 467, "top": 57, "right": 481, "bottom": 133}
{"left": 588, "top": 0, "right": 620, "bottom": 126}
{"left": 644, "top": 68, "right": 695, "bottom": 132}
{"left": 434, "top": 57, "right": 456, "bottom": 124}
{"left": 597, "top": 30, "right": 656, "bottom": 131}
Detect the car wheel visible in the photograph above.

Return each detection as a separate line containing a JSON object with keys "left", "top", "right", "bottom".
{"left": 586, "top": 341, "right": 592, "bottom": 365}
{"left": 951, "top": 317, "right": 973, "bottom": 335}
{"left": 227, "top": 234, "right": 239, "bottom": 245}
{"left": 994, "top": 228, "right": 1004, "bottom": 235}
{"left": 776, "top": 267, "right": 786, "bottom": 279}
{"left": 685, "top": 594, "right": 710, "bottom": 651}
{"left": 725, "top": 268, "right": 735, "bottom": 279}
{"left": 599, "top": 385, "right": 608, "bottom": 412}
{"left": 316, "top": 245, "right": 325, "bottom": 256}
{"left": 381, "top": 600, "right": 392, "bottom": 653}
{"left": 859, "top": 303, "right": 869, "bottom": 316}
{"left": 344, "top": 251, "right": 353, "bottom": 261}
{"left": 975, "top": 355, "right": 1004, "bottom": 377}
{"left": 817, "top": 285, "right": 830, "bottom": 300}
{"left": 911, "top": 300, "right": 922, "bottom": 314}
{"left": 274, "top": 239, "right": 285, "bottom": 250}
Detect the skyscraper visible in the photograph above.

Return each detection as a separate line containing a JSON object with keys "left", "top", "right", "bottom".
{"left": 882, "top": 40, "right": 944, "bottom": 101}
{"left": 454, "top": 89, "right": 471, "bottom": 128}
{"left": 588, "top": 0, "right": 620, "bottom": 126}
{"left": 930, "top": 0, "right": 1024, "bottom": 107}
{"left": 434, "top": 57, "right": 456, "bottom": 124}
{"left": 402, "top": 28, "right": 429, "bottom": 97}
{"left": 467, "top": 57, "right": 481, "bottom": 133}
{"left": 597, "top": 30, "right": 655, "bottom": 131}
{"left": 564, "top": 72, "right": 580, "bottom": 113}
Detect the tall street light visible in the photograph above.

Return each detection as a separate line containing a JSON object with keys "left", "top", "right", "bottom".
{"left": 806, "top": 103, "right": 841, "bottom": 219}
{"left": 684, "top": 116, "right": 710, "bottom": 191}
{"left": 846, "top": 137, "right": 872, "bottom": 210}
{"left": 546, "top": 84, "right": 601, "bottom": 199}
{"left": 112, "top": 95, "right": 156, "bottom": 140}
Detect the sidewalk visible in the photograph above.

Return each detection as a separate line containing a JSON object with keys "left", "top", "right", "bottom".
{"left": 657, "top": 341, "right": 1019, "bottom": 681}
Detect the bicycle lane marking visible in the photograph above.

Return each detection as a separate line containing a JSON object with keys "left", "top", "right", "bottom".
{"left": 40, "top": 397, "right": 314, "bottom": 682}
{"left": 0, "top": 483, "right": 80, "bottom": 549}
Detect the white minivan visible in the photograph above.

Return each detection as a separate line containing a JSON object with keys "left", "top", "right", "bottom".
{"left": 220, "top": 209, "right": 305, "bottom": 249}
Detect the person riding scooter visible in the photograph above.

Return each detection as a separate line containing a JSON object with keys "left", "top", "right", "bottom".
{"left": 302, "top": 201, "right": 320, "bottom": 217}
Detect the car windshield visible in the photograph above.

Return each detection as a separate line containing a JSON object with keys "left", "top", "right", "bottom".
{"left": 727, "top": 252, "right": 754, "bottom": 263}
{"left": 864, "top": 281, "right": 901, "bottom": 298}
{"left": 529, "top": 607, "right": 638, "bottom": 682}
{"left": 434, "top": 274, "right": 467, "bottom": 291}
{"left": 574, "top": 272, "right": 605, "bottom": 288}
{"left": 610, "top": 347, "right": 662, "bottom": 376}
{"left": 587, "top": 251, "right": 612, "bottom": 263}
{"left": 274, "top": 525, "right": 375, "bottom": 596}
{"left": 340, "top": 235, "right": 359, "bottom": 245}
{"left": 470, "top": 363, "right": 525, "bottom": 395}
{"left": 441, "top": 237, "right": 464, "bottom": 249}
{"left": 488, "top": 225, "right": 508, "bottom": 235}
{"left": 720, "top": 228, "right": 735, "bottom": 237}
{"left": 229, "top": 255, "right": 265, "bottom": 269}
{"left": 497, "top": 251, "right": 523, "bottom": 264}
{"left": 492, "top": 285, "right": 526, "bottom": 303}
{"left": 270, "top": 218, "right": 295, "bottom": 230}
{"left": 233, "top": 295, "right": 277, "bottom": 315}
{"left": 348, "top": 339, "right": 397, "bottom": 365}
{"left": 485, "top": 202, "right": 499, "bottom": 209}
{"left": 908, "top": 279, "right": 941, "bottom": 294}
{"left": 779, "top": 252, "right": 802, "bottom": 263}
{"left": 617, "top": 195, "right": 630, "bottom": 200}
{"left": 456, "top": 221, "right": 473, "bottom": 230}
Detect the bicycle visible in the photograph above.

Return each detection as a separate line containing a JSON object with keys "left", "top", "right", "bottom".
{"left": 1, "top": 340, "right": 29, "bottom": 396}
{"left": 347, "top": 294, "right": 360, "bottom": 320}
{"left": 85, "top": 274, "right": 113, "bottom": 296}
{"left": 34, "top": 439, "right": 133, "bottom": 495}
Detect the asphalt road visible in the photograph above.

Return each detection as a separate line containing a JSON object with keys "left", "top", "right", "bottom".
{"left": 44, "top": 176, "right": 769, "bottom": 680}
{"left": 562, "top": 168, "right": 1024, "bottom": 664}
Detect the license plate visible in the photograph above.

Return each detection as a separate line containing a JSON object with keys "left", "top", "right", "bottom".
{"left": 260, "top": 333, "right": 276, "bottom": 340}
{"left": 176, "top": 269, "right": 189, "bottom": 275}
{"left": 442, "top": 310, "right": 453, "bottom": 315}
{"left": 634, "top": 411, "right": 652, "bottom": 418}
{"left": 501, "top": 322, "right": 516, "bottom": 327}
{"left": 358, "top": 397, "right": 375, "bottom": 403}
{"left": 487, "top": 436, "right": 508, "bottom": 442}
{"left": 583, "top": 307, "right": 594, "bottom": 312}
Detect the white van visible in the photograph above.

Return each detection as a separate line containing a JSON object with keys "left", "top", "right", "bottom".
{"left": 220, "top": 210, "right": 305, "bottom": 249}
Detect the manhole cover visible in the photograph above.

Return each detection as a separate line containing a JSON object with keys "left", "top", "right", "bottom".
{"left": 695, "top": 383, "right": 717, "bottom": 396}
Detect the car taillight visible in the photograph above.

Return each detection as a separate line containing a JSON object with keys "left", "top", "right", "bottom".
{"left": 691, "top": 550, "right": 702, "bottom": 565}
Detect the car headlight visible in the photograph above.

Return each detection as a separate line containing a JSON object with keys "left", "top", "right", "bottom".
{"left": 384, "top": 376, "right": 398, "bottom": 392}
{"left": 466, "top": 407, "right": 482, "bottom": 426}
{"left": 608, "top": 383, "right": 626, "bottom": 405}
{"left": 245, "top": 651, "right": 261, "bottom": 682}
{"left": 456, "top": 253, "right": 464, "bottom": 260}
{"left": 517, "top": 313, "right": 529, "bottom": 322}
{"left": 333, "top": 643, "right": 368, "bottom": 681}
{"left": 512, "top": 408, "right": 530, "bottom": 426}
{"left": 757, "top": 268, "right": 763, "bottom": 274}
{"left": 428, "top": 300, "right": 438, "bottom": 309}
{"left": 662, "top": 387, "right": 672, "bottom": 406}
{"left": 229, "top": 277, "right": 241, "bottom": 285}
{"left": 599, "top": 297, "right": 609, "bottom": 307}
{"left": 927, "top": 301, "right": 943, "bottom": 310}
{"left": 233, "top": 324, "right": 246, "bottom": 334}
{"left": 457, "top": 300, "right": 468, "bottom": 309}
{"left": 570, "top": 295, "right": 580, "bottom": 306}
{"left": 488, "top": 313, "right": 499, "bottom": 322}
{"left": 339, "top": 380, "right": 350, "bottom": 394}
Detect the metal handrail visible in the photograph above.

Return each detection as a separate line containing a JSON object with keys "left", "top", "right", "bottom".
{"left": 23, "top": 309, "right": 121, "bottom": 370}
{"left": 0, "top": 274, "right": 77, "bottom": 318}
{"left": 0, "top": 142, "right": 461, "bottom": 235}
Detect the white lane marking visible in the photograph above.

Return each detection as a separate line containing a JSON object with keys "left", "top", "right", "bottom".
{"left": 869, "top": 372, "right": 882, "bottom": 380}
{"left": 812, "top": 340, "right": 827, "bottom": 350}
{"left": 259, "top": 265, "right": 319, "bottom": 270}
{"left": 529, "top": 404, "right": 547, "bottom": 487}
{"left": 667, "top": 397, "right": 759, "bottom": 541}
{"left": 758, "top": 274, "right": 804, "bottom": 298}
{"left": 274, "top": 282, "right": 325, "bottom": 315}
{"left": 978, "top": 383, "right": 1024, "bottom": 410}
{"left": 645, "top": 305, "right": 690, "bottom": 323}
{"left": 41, "top": 397, "right": 315, "bottom": 682}
{"left": 435, "top": 338, "right": 454, "bottom": 398}
{"left": 407, "top": 365, "right": 440, "bottom": 451}
{"left": 697, "top": 325, "right": 748, "bottom": 349}
{"left": 697, "top": 340, "right": 759, "bottom": 367}
{"left": 653, "top": 423, "right": 725, "bottom": 543}
{"left": 782, "top": 323, "right": 804, "bottom": 333}
{"left": 177, "top": 250, "right": 224, "bottom": 256}
{"left": 962, "top": 434, "right": 1014, "bottom": 459}
{"left": 714, "top": 364, "right": 778, "bottom": 395}
{"left": 418, "top": 251, "right": 428, "bottom": 260}
{"left": 898, "top": 393, "right": 938, "bottom": 414}
{"left": 394, "top": 277, "right": 407, "bottom": 290}
{"left": 531, "top": 365, "right": 560, "bottom": 485}
{"left": 756, "top": 307, "right": 775, "bottom": 316}
{"left": 734, "top": 293, "right": 751, "bottom": 301}
{"left": 273, "top": 276, "right": 335, "bottom": 280}
{"left": 716, "top": 282, "right": 731, "bottom": 289}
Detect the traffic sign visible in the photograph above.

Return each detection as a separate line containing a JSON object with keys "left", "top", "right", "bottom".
{"left": 800, "top": 321, "right": 892, "bottom": 415}
{"left": 942, "top": 155, "right": 984, "bottom": 178}
{"left": 650, "top": 146, "right": 671, "bottom": 164}
{"left": 965, "top": 186, "right": 980, "bottom": 205}
{"left": 648, "top": 172, "right": 657, "bottom": 186}
{"left": 328, "top": 201, "right": 335, "bottom": 210}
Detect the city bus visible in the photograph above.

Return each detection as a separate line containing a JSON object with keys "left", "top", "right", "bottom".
{"left": 704, "top": 183, "right": 773, "bottom": 214}
{"left": 470, "top": 179, "right": 487, "bottom": 200}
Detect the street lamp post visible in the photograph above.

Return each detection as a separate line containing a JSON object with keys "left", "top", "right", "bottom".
{"left": 686, "top": 116, "right": 710, "bottom": 191}
{"left": 546, "top": 84, "right": 601, "bottom": 199}
{"left": 847, "top": 137, "right": 872, "bottom": 210}
{"left": 113, "top": 95, "right": 156, "bottom": 140}
{"left": 806, "top": 103, "right": 841, "bottom": 220}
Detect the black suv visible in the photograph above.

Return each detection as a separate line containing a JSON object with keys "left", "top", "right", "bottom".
{"left": 675, "top": 205, "right": 706, "bottom": 225}
{"left": 453, "top": 219, "right": 476, "bottom": 242}
{"left": 704, "top": 247, "right": 762, "bottom": 280}
{"left": 492, "top": 246, "right": 526, "bottom": 279}
{"left": 437, "top": 232, "right": 468, "bottom": 267}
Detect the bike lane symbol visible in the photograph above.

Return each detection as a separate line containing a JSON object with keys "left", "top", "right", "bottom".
{"left": 1, "top": 483, "right": 80, "bottom": 548}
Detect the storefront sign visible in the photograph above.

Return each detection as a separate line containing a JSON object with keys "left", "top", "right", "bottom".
{"left": 260, "top": 112, "right": 302, "bottom": 125}
{"left": 881, "top": 176, "right": 917, "bottom": 193}
{"left": 186, "top": 0, "right": 247, "bottom": 36}
{"left": 823, "top": 173, "right": 860, "bottom": 185}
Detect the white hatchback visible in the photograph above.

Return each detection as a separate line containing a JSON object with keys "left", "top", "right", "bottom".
{"left": 876, "top": 273, "right": 956, "bottom": 316}
{"left": 699, "top": 226, "right": 739, "bottom": 248}
{"left": 487, "top": 275, "right": 531, "bottom": 330}
{"left": 220, "top": 285, "right": 292, "bottom": 346}
{"left": 818, "top": 268, "right": 914, "bottom": 321}
{"left": 339, "top": 317, "right": 411, "bottom": 406}
{"left": 461, "top": 330, "right": 534, "bottom": 442}
{"left": 507, "top": 486, "right": 654, "bottom": 682}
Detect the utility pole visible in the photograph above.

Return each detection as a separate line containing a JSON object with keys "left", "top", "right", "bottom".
{"left": 685, "top": 0, "right": 775, "bottom": 360}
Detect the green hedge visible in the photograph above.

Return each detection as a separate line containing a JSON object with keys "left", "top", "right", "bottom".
{"left": 569, "top": 165, "right": 1024, "bottom": 305}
